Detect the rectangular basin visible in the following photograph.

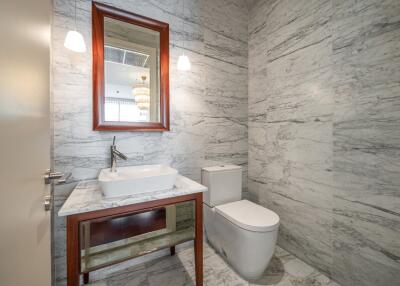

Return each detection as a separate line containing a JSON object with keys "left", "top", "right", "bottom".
{"left": 99, "top": 165, "right": 178, "bottom": 198}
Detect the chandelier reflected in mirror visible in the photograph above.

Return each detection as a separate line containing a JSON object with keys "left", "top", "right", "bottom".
{"left": 133, "top": 75, "right": 150, "bottom": 110}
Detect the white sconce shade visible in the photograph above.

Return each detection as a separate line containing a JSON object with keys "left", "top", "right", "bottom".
{"left": 177, "top": 54, "right": 191, "bottom": 71}
{"left": 64, "top": 30, "right": 86, "bottom": 53}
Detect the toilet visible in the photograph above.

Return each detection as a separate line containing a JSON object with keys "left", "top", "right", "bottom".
{"left": 201, "top": 165, "right": 280, "bottom": 280}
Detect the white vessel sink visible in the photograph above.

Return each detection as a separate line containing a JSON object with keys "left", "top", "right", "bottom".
{"left": 98, "top": 164, "right": 178, "bottom": 198}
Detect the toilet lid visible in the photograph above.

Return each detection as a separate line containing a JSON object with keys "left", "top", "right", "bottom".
{"left": 215, "top": 200, "right": 280, "bottom": 232}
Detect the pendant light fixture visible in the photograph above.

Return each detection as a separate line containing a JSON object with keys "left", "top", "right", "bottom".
{"left": 177, "top": 53, "right": 191, "bottom": 71}
{"left": 64, "top": 0, "right": 86, "bottom": 53}
{"left": 177, "top": 0, "right": 191, "bottom": 71}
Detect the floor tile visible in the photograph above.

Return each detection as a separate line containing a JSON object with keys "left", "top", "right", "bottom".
{"left": 89, "top": 243, "right": 340, "bottom": 286}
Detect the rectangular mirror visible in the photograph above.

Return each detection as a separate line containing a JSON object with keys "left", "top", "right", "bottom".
{"left": 92, "top": 2, "right": 169, "bottom": 131}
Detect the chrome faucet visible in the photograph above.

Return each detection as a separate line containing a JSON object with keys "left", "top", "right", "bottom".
{"left": 110, "top": 136, "right": 128, "bottom": 172}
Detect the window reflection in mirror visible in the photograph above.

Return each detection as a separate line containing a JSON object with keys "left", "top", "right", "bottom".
{"left": 104, "top": 17, "right": 160, "bottom": 123}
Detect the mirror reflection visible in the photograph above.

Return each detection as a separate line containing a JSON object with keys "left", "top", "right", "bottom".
{"left": 104, "top": 17, "right": 160, "bottom": 123}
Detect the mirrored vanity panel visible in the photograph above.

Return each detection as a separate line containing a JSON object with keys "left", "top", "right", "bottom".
{"left": 92, "top": 2, "right": 169, "bottom": 131}
{"left": 79, "top": 201, "right": 194, "bottom": 273}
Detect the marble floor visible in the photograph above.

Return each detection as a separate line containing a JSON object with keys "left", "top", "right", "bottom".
{"left": 87, "top": 243, "right": 340, "bottom": 286}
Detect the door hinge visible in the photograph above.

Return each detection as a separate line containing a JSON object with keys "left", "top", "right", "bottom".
{"left": 44, "top": 169, "right": 71, "bottom": 184}
{"left": 44, "top": 195, "right": 52, "bottom": 211}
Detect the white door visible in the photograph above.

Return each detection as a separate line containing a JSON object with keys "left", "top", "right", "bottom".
{"left": 0, "top": 0, "right": 52, "bottom": 285}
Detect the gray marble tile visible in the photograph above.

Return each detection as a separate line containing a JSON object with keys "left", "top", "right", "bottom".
{"left": 331, "top": 0, "right": 400, "bottom": 285}
{"left": 52, "top": 0, "right": 400, "bottom": 285}
{"left": 51, "top": 0, "right": 248, "bottom": 284}
{"left": 248, "top": 1, "right": 400, "bottom": 286}
{"left": 145, "top": 256, "right": 193, "bottom": 286}
{"left": 87, "top": 243, "right": 339, "bottom": 286}
{"left": 201, "top": 0, "right": 248, "bottom": 68}
{"left": 98, "top": 264, "right": 148, "bottom": 286}
{"left": 249, "top": 0, "right": 334, "bottom": 277}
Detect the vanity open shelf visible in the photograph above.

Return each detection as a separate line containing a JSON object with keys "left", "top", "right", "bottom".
{"left": 80, "top": 202, "right": 195, "bottom": 273}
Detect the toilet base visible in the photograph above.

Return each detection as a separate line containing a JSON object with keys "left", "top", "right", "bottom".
{"left": 204, "top": 203, "right": 278, "bottom": 280}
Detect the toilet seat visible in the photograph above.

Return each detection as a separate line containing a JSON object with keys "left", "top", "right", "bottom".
{"left": 215, "top": 200, "right": 279, "bottom": 232}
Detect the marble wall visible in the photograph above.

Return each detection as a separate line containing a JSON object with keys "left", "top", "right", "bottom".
{"left": 51, "top": 0, "right": 248, "bottom": 285}
{"left": 248, "top": 1, "right": 400, "bottom": 286}
{"left": 53, "top": 0, "right": 400, "bottom": 285}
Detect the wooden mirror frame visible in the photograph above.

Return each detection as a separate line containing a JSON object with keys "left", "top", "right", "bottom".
{"left": 92, "top": 2, "right": 170, "bottom": 131}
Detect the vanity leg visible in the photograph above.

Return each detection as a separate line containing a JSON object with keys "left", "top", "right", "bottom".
{"left": 170, "top": 246, "right": 175, "bottom": 256}
{"left": 194, "top": 193, "right": 203, "bottom": 286}
{"left": 67, "top": 216, "right": 80, "bottom": 286}
{"left": 83, "top": 273, "right": 89, "bottom": 284}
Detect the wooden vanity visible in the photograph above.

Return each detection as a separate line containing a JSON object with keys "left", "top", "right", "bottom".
{"left": 59, "top": 176, "right": 206, "bottom": 286}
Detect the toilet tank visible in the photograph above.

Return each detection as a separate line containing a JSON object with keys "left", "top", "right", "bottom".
{"left": 201, "top": 165, "right": 242, "bottom": 207}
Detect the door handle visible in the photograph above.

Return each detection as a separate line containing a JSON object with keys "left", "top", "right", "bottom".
{"left": 44, "top": 169, "right": 71, "bottom": 184}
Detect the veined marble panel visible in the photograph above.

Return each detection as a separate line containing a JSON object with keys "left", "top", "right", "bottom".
{"left": 52, "top": 0, "right": 248, "bottom": 285}
{"left": 53, "top": 0, "right": 400, "bottom": 285}
{"left": 249, "top": 0, "right": 400, "bottom": 286}
{"left": 249, "top": 0, "right": 334, "bottom": 277}
{"left": 85, "top": 243, "right": 340, "bottom": 286}
{"left": 202, "top": 0, "right": 248, "bottom": 68}
{"left": 331, "top": 0, "right": 400, "bottom": 285}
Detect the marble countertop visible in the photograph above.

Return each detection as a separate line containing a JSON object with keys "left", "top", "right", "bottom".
{"left": 58, "top": 175, "right": 207, "bottom": 217}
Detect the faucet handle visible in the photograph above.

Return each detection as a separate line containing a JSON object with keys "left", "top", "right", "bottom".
{"left": 112, "top": 136, "right": 116, "bottom": 146}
